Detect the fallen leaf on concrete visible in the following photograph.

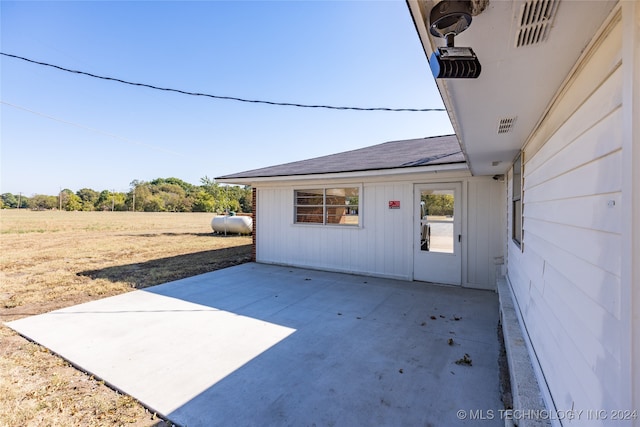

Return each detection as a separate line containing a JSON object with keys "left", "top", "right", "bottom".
{"left": 448, "top": 338, "right": 454, "bottom": 346}
{"left": 455, "top": 354, "right": 473, "bottom": 366}
{"left": 430, "top": 316, "right": 436, "bottom": 320}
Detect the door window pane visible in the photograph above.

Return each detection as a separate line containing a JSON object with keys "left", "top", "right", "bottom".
{"left": 420, "top": 189, "right": 454, "bottom": 253}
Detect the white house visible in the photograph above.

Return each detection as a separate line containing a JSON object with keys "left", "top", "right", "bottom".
{"left": 219, "top": 1, "right": 639, "bottom": 425}
{"left": 219, "top": 135, "right": 505, "bottom": 289}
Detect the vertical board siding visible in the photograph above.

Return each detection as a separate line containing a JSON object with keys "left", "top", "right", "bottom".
{"left": 255, "top": 177, "right": 502, "bottom": 288}
{"left": 466, "top": 179, "right": 506, "bottom": 289}
{"left": 508, "top": 19, "right": 623, "bottom": 414}
{"left": 256, "top": 183, "right": 413, "bottom": 280}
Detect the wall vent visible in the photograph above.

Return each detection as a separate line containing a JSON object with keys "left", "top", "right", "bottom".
{"left": 497, "top": 117, "right": 517, "bottom": 134}
{"left": 515, "top": 0, "right": 560, "bottom": 47}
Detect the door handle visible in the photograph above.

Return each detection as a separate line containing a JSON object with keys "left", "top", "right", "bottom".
{"left": 458, "top": 234, "right": 461, "bottom": 242}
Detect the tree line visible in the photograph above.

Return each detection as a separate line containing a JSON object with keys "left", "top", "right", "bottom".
{"left": 421, "top": 193, "right": 454, "bottom": 216}
{"left": 0, "top": 177, "right": 252, "bottom": 213}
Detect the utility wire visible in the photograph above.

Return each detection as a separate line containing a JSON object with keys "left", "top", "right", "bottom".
{"left": 1, "top": 52, "right": 446, "bottom": 113}
{"left": 1, "top": 100, "right": 186, "bottom": 157}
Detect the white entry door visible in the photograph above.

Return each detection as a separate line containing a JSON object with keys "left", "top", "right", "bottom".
{"left": 413, "top": 183, "right": 462, "bottom": 285}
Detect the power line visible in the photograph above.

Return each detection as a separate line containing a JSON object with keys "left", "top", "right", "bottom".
{"left": 1, "top": 52, "right": 447, "bottom": 113}
{"left": 1, "top": 100, "right": 186, "bottom": 157}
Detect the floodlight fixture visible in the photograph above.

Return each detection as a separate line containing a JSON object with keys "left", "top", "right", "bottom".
{"left": 428, "top": 0, "right": 482, "bottom": 79}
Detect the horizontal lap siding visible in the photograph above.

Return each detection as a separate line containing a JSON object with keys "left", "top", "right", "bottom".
{"left": 509, "top": 18, "right": 623, "bottom": 414}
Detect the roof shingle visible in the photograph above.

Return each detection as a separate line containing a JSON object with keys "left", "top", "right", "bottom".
{"left": 217, "top": 134, "right": 465, "bottom": 180}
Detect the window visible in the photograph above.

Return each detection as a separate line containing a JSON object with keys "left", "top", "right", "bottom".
{"left": 295, "top": 187, "right": 359, "bottom": 226}
{"left": 512, "top": 153, "right": 522, "bottom": 247}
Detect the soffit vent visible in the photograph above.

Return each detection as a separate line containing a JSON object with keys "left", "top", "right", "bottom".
{"left": 497, "top": 117, "right": 517, "bottom": 134}
{"left": 515, "top": 0, "right": 560, "bottom": 47}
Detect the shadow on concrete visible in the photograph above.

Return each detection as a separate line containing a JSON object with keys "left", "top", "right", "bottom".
{"left": 78, "top": 245, "right": 252, "bottom": 289}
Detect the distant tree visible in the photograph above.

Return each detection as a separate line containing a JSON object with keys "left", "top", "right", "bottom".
{"left": 158, "top": 189, "right": 182, "bottom": 212}
{"left": 17, "top": 194, "right": 28, "bottom": 209}
{"left": 0, "top": 177, "right": 252, "bottom": 212}
{"left": 200, "top": 176, "right": 217, "bottom": 190}
{"left": 95, "top": 190, "right": 112, "bottom": 211}
{"left": 239, "top": 186, "right": 253, "bottom": 213}
{"left": 421, "top": 193, "right": 454, "bottom": 216}
{"left": 156, "top": 183, "right": 185, "bottom": 205}
{"left": 112, "top": 192, "right": 128, "bottom": 211}
{"left": 192, "top": 190, "right": 215, "bottom": 212}
{"left": 61, "top": 189, "right": 82, "bottom": 211}
{"left": 29, "top": 194, "right": 57, "bottom": 210}
{"left": 199, "top": 177, "right": 252, "bottom": 213}
{"left": 151, "top": 177, "right": 195, "bottom": 194}
{"left": 144, "top": 195, "right": 165, "bottom": 212}
{"left": 129, "top": 180, "right": 151, "bottom": 212}
{"left": 76, "top": 188, "right": 99, "bottom": 211}
{"left": 1, "top": 193, "right": 18, "bottom": 208}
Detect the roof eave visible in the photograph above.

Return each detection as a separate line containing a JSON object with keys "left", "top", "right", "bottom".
{"left": 217, "top": 162, "right": 469, "bottom": 185}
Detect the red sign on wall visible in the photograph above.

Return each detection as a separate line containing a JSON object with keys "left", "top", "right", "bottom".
{"left": 388, "top": 200, "right": 401, "bottom": 209}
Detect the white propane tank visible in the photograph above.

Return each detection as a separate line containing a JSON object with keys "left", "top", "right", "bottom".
{"left": 211, "top": 215, "right": 252, "bottom": 235}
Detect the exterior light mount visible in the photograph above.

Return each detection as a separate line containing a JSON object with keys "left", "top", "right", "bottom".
{"left": 429, "top": 0, "right": 473, "bottom": 41}
{"left": 428, "top": 1, "right": 482, "bottom": 79}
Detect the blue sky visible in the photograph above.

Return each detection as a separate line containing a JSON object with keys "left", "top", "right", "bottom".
{"left": 1, "top": 0, "right": 452, "bottom": 196}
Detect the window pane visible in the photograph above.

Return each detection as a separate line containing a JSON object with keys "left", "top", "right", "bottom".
{"left": 513, "top": 154, "right": 522, "bottom": 200}
{"left": 296, "top": 206, "right": 324, "bottom": 223}
{"left": 512, "top": 153, "right": 523, "bottom": 246}
{"left": 420, "top": 189, "right": 454, "bottom": 253}
{"left": 294, "top": 187, "right": 359, "bottom": 226}
{"left": 295, "top": 189, "right": 323, "bottom": 206}
{"left": 326, "top": 187, "right": 359, "bottom": 225}
{"left": 513, "top": 200, "right": 522, "bottom": 244}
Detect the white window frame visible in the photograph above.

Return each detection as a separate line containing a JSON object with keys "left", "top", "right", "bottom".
{"left": 512, "top": 152, "right": 523, "bottom": 249}
{"left": 293, "top": 185, "right": 361, "bottom": 227}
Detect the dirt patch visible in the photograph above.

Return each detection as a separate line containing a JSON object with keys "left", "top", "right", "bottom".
{"left": 0, "top": 210, "right": 252, "bottom": 426}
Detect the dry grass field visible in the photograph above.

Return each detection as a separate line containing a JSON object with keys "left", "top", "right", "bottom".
{"left": 0, "top": 210, "right": 252, "bottom": 426}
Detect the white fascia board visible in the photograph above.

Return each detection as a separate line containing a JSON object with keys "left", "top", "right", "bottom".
{"left": 218, "top": 163, "right": 469, "bottom": 186}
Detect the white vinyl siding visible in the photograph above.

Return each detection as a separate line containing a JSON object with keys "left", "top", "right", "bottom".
{"left": 294, "top": 187, "right": 360, "bottom": 226}
{"left": 465, "top": 178, "right": 506, "bottom": 290}
{"left": 258, "top": 182, "right": 412, "bottom": 280}
{"left": 507, "top": 14, "right": 623, "bottom": 415}
{"left": 255, "top": 175, "right": 504, "bottom": 289}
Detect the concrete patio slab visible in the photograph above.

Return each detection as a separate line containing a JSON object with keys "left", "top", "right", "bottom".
{"left": 6, "top": 263, "right": 504, "bottom": 426}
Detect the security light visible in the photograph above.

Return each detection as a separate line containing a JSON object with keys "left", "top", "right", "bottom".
{"left": 428, "top": 1, "right": 482, "bottom": 79}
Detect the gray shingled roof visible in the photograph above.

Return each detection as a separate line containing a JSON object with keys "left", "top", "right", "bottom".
{"left": 217, "top": 134, "right": 465, "bottom": 180}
